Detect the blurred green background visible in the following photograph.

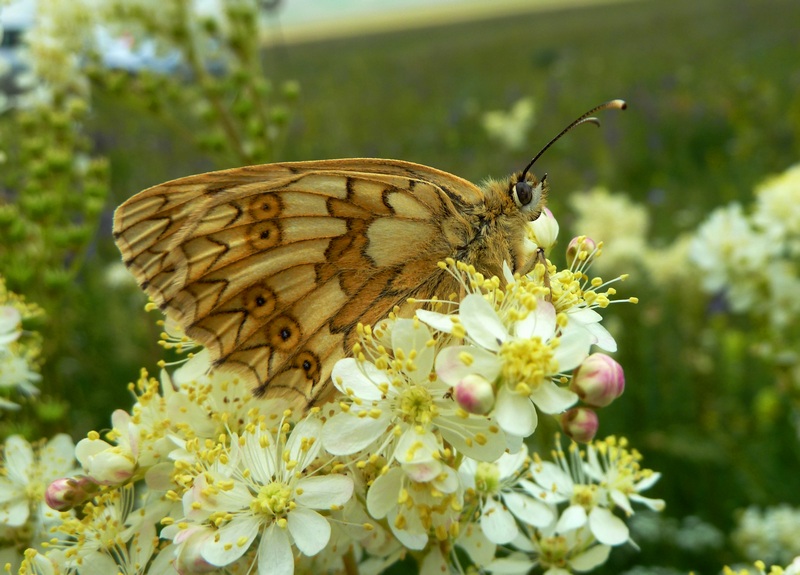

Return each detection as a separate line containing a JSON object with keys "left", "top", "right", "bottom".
{"left": 2, "top": 0, "right": 799, "bottom": 571}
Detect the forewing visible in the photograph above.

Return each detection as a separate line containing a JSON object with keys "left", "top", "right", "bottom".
{"left": 113, "top": 160, "right": 481, "bottom": 408}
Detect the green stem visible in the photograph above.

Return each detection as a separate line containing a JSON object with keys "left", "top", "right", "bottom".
{"left": 175, "top": 0, "right": 248, "bottom": 164}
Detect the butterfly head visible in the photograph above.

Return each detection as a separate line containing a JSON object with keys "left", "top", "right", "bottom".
{"left": 509, "top": 172, "right": 548, "bottom": 219}
{"left": 508, "top": 99, "right": 627, "bottom": 221}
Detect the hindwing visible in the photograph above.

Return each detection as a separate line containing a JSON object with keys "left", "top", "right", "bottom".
{"left": 113, "top": 159, "right": 482, "bottom": 407}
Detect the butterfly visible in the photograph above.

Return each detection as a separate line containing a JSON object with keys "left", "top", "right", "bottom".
{"left": 113, "top": 100, "right": 625, "bottom": 410}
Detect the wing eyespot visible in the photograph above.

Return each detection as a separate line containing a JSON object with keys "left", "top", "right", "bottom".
{"left": 268, "top": 315, "right": 302, "bottom": 351}
{"left": 248, "top": 194, "right": 282, "bottom": 219}
{"left": 242, "top": 283, "right": 277, "bottom": 319}
{"left": 248, "top": 221, "right": 281, "bottom": 250}
{"left": 293, "top": 350, "right": 321, "bottom": 385}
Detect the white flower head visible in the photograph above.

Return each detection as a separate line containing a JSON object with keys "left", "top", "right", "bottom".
{"left": 522, "top": 436, "right": 662, "bottom": 548}
{"left": 323, "top": 316, "right": 506, "bottom": 463}
{"left": 460, "top": 445, "right": 554, "bottom": 545}
{"left": 429, "top": 286, "right": 592, "bottom": 438}
{"left": 168, "top": 412, "right": 354, "bottom": 575}
{"left": 753, "top": 163, "right": 800, "bottom": 246}
{"left": 689, "top": 202, "right": 775, "bottom": 304}
{"left": 0, "top": 434, "right": 78, "bottom": 533}
{"left": 366, "top": 462, "right": 462, "bottom": 551}
{"left": 46, "top": 484, "right": 167, "bottom": 575}
{"left": 495, "top": 523, "right": 612, "bottom": 575}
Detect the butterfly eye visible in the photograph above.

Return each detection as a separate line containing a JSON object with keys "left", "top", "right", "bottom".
{"left": 513, "top": 181, "right": 534, "bottom": 206}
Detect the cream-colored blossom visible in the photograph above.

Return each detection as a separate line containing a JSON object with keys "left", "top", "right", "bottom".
{"left": 569, "top": 187, "right": 650, "bottom": 276}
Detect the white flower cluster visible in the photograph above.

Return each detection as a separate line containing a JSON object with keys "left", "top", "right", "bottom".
{"left": 482, "top": 97, "right": 537, "bottom": 151}
{"left": 732, "top": 505, "right": 800, "bottom": 566}
{"left": 689, "top": 163, "right": 800, "bottom": 335}
{"left": 568, "top": 187, "right": 695, "bottom": 286}
{"left": 0, "top": 279, "right": 42, "bottom": 409}
{"left": 0, "top": 434, "right": 80, "bottom": 570}
{"left": 6, "top": 211, "right": 659, "bottom": 575}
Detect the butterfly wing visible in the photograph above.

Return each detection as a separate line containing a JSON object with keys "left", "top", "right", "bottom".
{"left": 113, "top": 159, "right": 482, "bottom": 408}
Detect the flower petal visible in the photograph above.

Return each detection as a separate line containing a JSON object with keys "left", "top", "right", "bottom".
{"left": 588, "top": 507, "right": 628, "bottom": 546}
{"left": 387, "top": 509, "right": 428, "bottom": 550}
{"left": 438, "top": 414, "right": 506, "bottom": 462}
{"left": 286, "top": 416, "right": 322, "bottom": 471}
{"left": 331, "top": 358, "right": 388, "bottom": 400}
{"left": 583, "top": 321, "right": 617, "bottom": 352}
{"left": 629, "top": 493, "right": 666, "bottom": 511}
{"left": 480, "top": 498, "right": 518, "bottom": 544}
{"left": 495, "top": 445, "right": 528, "bottom": 479}
{"left": 553, "top": 329, "right": 593, "bottom": 372}
{"left": 555, "top": 504, "right": 587, "bottom": 533}
{"left": 395, "top": 427, "right": 439, "bottom": 465}
{"left": 257, "top": 524, "right": 293, "bottom": 575}
{"left": 503, "top": 491, "right": 554, "bottom": 528}
{"left": 416, "top": 309, "right": 456, "bottom": 333}
{"left": 391, "top": 319, "right": 435, "bottom": 380}
{"left": 0, "top": 493, "right": 29, "bottom": 526}
{"left": 420, "top": 546, "right": 448, "bottom": 575}
{"left": 458, "top": 523, "right": 497, "bottom": 567}
{"left": 515, "top": 300, "right": 556, "bottom": 340}
{"left": 40, "top": 434, "right": 76, "bottom": 477}
{"left": 322, "top": 412, "right": 390, "bottom": 456}
{"left": 366, "top": 467, "right": 403, "bottom": 519}
{"left": 529, "top": 380, "right": 578, "bottom": 414}
{"left": 79, "top": 552, "right": 119, "bottom": 575}
{"left": 3, "top": 436, "right": 33, "bottom": 483}
{"left": 402, "top": 460, "right": 442, "bottom": 483}
{"left": 569, "top": 544, "right": 611, "bottom": 572}
{"left": 485, "top": 553, "right": 535, "bottom": 575}
{"left": 460, "top": 294, "right": 508, "bottom": 351}
{"left": 524, "top": 461, "right": 572, "bottom": 502}
{"left": 494, "top": 386, "right": 537, "bottom": 437}
{"left": 295, "top": 475, "right": 354, "bottom": 509}
{"left": 288, "top": 506, "right": 331, "bottom": 556}
{"left": 202, "top": 516, "right": 259, "bottom": 566}
{"left": 435, "top": 345, "right": 502, "bottom": 385}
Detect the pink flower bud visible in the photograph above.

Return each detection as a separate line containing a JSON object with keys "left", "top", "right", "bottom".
{"left": 453, "top": 374, "right": 495, "bottom": 414}
{"left": 45, "top": 476, "right": 98, "bottom": 511}
{"left": 560, "top": 407, "right": 599, "bottom": 443}
{"left": 570, "top": 353, "right": 625, "bottom": 407}
{"left": 566, "top": 236, "right": 598, "bottom": 268}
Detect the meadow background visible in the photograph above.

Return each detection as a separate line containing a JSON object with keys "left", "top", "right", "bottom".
{"left": 1, "top": 0, "right": 799, "bottom": 572}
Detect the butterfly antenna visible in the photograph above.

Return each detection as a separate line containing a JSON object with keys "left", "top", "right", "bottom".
{"left": 519, "top": 99, "right": 627, "bottom": 181}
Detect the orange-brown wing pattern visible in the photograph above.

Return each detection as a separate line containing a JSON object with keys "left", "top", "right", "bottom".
{"left": 113, "top": 160, "right": 482, "bottom": 408}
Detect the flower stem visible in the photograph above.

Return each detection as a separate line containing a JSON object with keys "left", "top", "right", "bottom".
{"left": 343, "top": 546, "right": 360, "bottom": 575}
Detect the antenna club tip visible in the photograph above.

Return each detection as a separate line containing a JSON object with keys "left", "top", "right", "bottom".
{"left": 611, "top": 99, "right": 627, "bottom": 110}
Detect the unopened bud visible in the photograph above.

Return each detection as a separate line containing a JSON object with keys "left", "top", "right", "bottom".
{"left": 566, "top": 236, "right": 598, "bottom": 268}
{"left": 530, "top": 208, "right": 559, "bottom": 251}
{"left": 453, "top": 374, "right": 495, "bottom": 414}
{"left": 570, "top": 353, "right": 625, "bottom": 407}
{"left": 45, "top": 475, "right": 99, "bottom": 511}
{"left": 74, "top": 437, "right": 136, "bottom": 486}
{"left": 560, "top": 407, "right": 599, "bottom": 443}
